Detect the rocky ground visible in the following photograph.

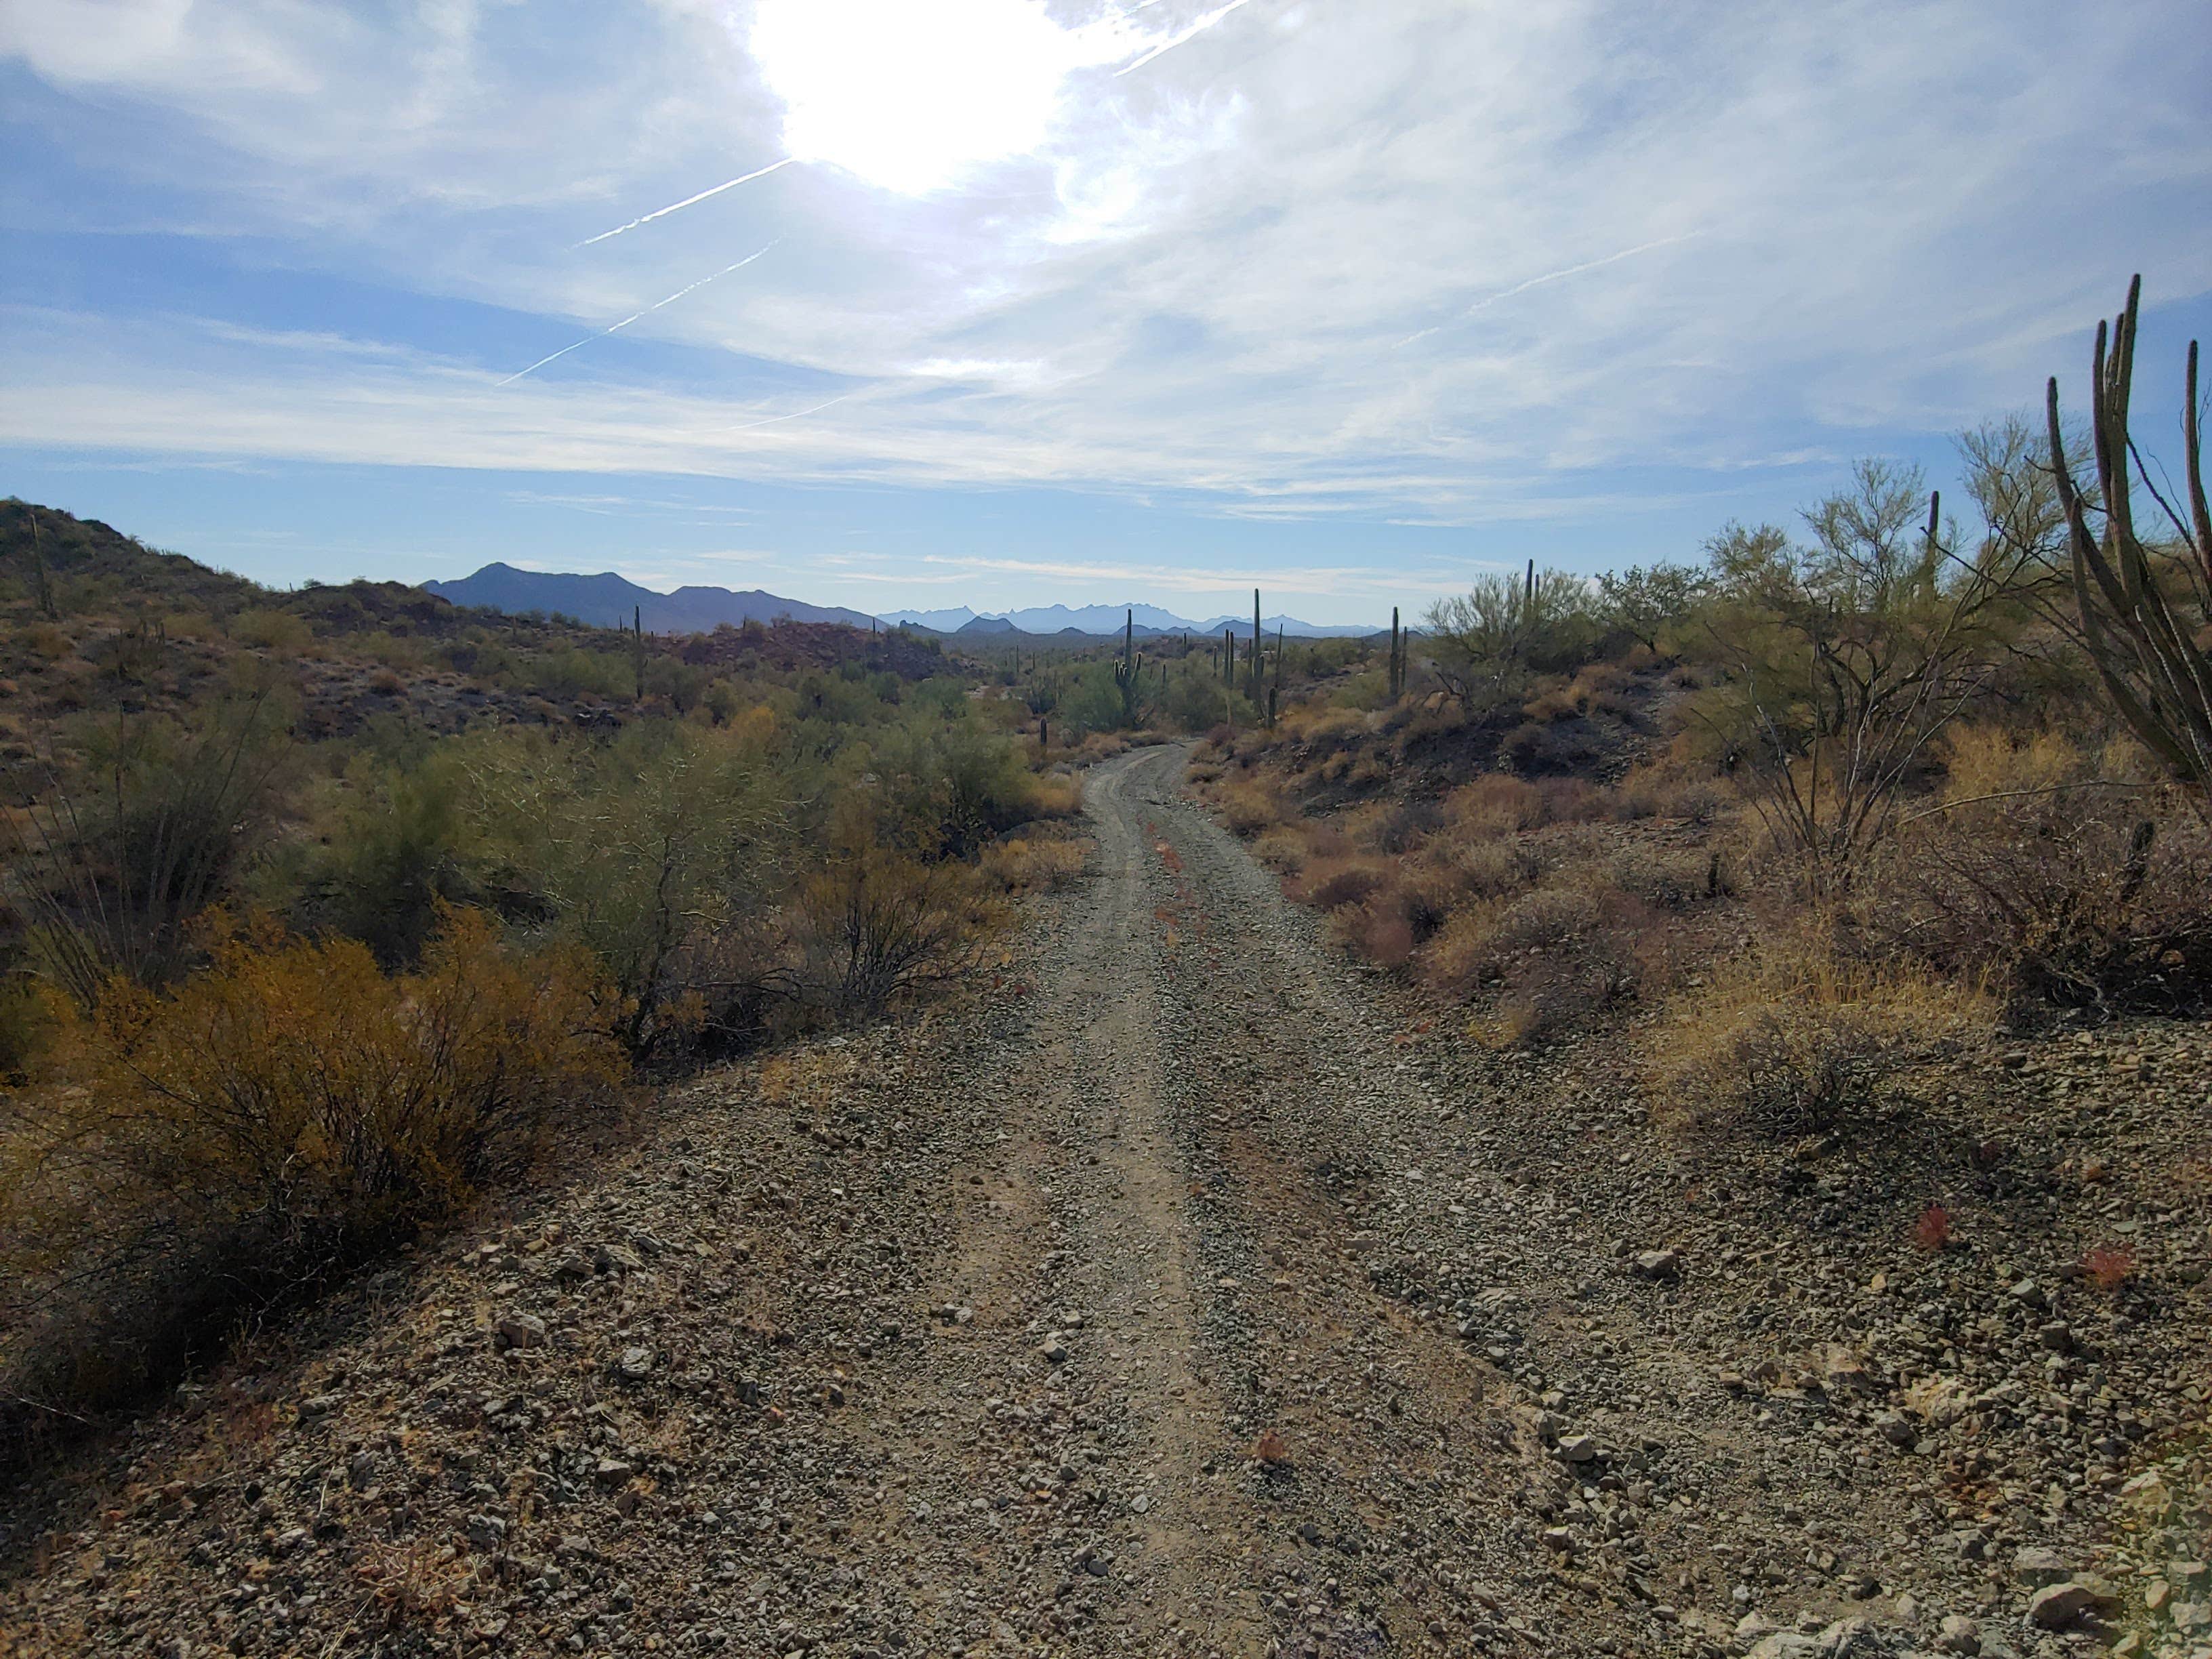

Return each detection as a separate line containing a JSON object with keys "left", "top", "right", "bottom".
{"left": 2, "top": 743, "right": 2207, "bottom": 1659}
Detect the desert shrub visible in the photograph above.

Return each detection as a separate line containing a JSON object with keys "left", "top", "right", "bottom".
{"left": 1216, "top": 780, "right": 1288, "bottom": 838}
{"left": 1421, "top": 882, "right": 1652, "bottom": 1042}
{"left": 1292, "top": 856, "right": 1392, "bottom": 912}
{"left": 233, "top": 609, "right": 313, "bottom": 655}
{"left": 0, "top": 909, "right": 621, "bottom": 1428}
{"left": 1332, "top": 893, "right": 1416, "bottom": 968}
{"left": 463, "top": 723, "right": 790, "bottom": 1054}
{"left": 0, "top": 970, "right": 59, "bottom": 1084}
{"left": 292, "top": 754, "right": 476, "bottom": 966}
{"left": 1610, "top": 843, "right": 1723, "bottom": 909}
{"left": 1250, "top": 825, "right": 1311, "bottom": 873}
{"left": 876, "top": 719, "right": 1046, "bottom": 857}
{"left": 1372, "top": 797, "right": 1443, "bottom": 854}
{"left": 794, "top": 845, "right": 999, "bottom": 1017}
{"left": 4, "top": 693, "right": 294, "bottom": 1006}
{"left": 1502, "top": 718, "right": 1600, "bottom": 776}
{"left": 1865, "top": 726, "right": 2212, "bottom": 1011}
{"left": 981, "top": 834, "right": 1088, "bottom": 894}
{"left": 1444, "top": 774, "right": 1548, "bottom": 837}
{"left": 1644, "top": 943, "right": 1991, "bottom": 1135}
{"left": 1521, "top": 684, "right": 1581, "bottom": 724}
{"left": 23, "top": 623, "right": 73, "bottom": 661}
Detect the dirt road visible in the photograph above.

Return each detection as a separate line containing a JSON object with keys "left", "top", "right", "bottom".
{"left": 10, "top": 741, "right": 2202, "bottom": 1659}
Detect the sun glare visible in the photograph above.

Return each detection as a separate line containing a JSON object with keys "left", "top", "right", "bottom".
{"left": 750, "top": 0, "right": 1120, "bottom": 196}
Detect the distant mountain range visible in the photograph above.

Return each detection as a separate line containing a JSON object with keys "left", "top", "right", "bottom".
{"left": 424, "top": 564, "right": 877, "bottom": 632}
{"left": 424, "top": 565, "right": 1383, "bottom": 639}
{"left": 876, "top": 602, "right": 1380, "bottom": 638}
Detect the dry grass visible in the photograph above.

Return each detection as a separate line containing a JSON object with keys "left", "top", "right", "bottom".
{"left": 981, "top": 834, "right": 1090, "bottom": 893}
{"left": 1643, "top": 937, "right": 1993, "bottom": 1136}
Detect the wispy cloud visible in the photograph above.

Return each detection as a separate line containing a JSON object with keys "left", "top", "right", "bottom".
{"left": 3, "top": 0, "right": 2209, "bottom": 556}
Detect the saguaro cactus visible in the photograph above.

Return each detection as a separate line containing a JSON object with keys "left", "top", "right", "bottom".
{"left": 1389, "top": 606, "right": 1402, "bottom": 699}
{"left": 1250, "top": 588, "right": 1263, "bottom": 700}
{"left": 632, "top": 605, "right": 647, "bottom": 701}
{"left": 1112, "top": 607, "right": 1145, "bottom": 726}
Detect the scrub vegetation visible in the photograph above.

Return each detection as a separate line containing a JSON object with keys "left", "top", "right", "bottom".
{"left": 0, "top": 506, "right": 1079, "bottom": 1444}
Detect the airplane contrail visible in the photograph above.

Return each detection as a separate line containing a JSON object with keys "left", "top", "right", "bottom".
{"left": 1115, "top": 0, "right": 1254, "bottom": 75}
{"left": 1461, "top": 233, "right": 1698, "bottom": 315}
{"left": 575, "top": 157, "right": 795, "bottom": 248}
{"left": 1395, "top": 232, "right": 1698, "bottom": 347}
{"left": 728, "top": 393, "right": 853, "bottom": 433}
{"left": 498, "top": 243, "right": 778, "bottom": 387}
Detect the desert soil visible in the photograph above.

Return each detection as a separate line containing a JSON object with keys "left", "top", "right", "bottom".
{"left": 3, "top": 743, "right": 2209, "bottom": 1659}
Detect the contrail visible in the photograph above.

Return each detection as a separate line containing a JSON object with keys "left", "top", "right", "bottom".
{"left": 498, "top": 243, "right": 778, "bottom": 387}
{"left": 728, "top": 393, "right": 853, "bottom": 432}
{"left": 575, "top": 157, "right": 794, "bottom": 248}
{"left": 1461, "top": 232, "right": 1697, "bottom": 315}
{"left": 1115, "top": 0, "right": 1254, "bottom": 75}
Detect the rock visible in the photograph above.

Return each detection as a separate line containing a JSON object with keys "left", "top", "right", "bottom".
{"left": 2035, "top": 1322, "right": 2072, "bottom": 1353}
{"left": 1038, "top": 1336, "right": 1069, "bottom": 1364}
{"left": 298, "top": 1393, "right": 344, "bottom": 1417}
{"left": 1871, "top": 1410, "right": 1915, "bottom": 1448}
{"left": 616, "top": 1346, "right": 655, "bottom": 1382}
{"left": 1555, "top": 1433, "right": 1599, "bottom": 1464}
{"left": 2012, "top": 1547, "right": 2071, "bottom": 1586}
{"left": 2173, "top": 1600, "right": 2212, "bottom": 1633}
{"left": 1633, "top": 1249, "right": 1681, "bottom": 1280}
{"left": 552, "top": 1254, "right": 591, "bottom": 1282}
{"left": 466, "top": 1514, "right": 508, "bottom": 1549}
{"left": 1815, "top": 1616, "right": 1884, "bottom": 1656}
{"left": 1746, "top": 1635, "right": 1824, "bottom": 1659}
{"left": 1935, "top": 1612, "right": 1981, "bottom": 1654}
{"left": 497, "top": 1313, "right": 548, "bottom": 1349}
{"left": 2025, "top": 1581, "right": 2104, "bottom": 1631}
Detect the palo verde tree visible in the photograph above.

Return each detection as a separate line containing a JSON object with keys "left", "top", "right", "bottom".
{"left": 1692, "top": 459, "right": 2039, "bottom": 892}
{"left": 1422, "top": 561, "right": 1593, "bottom": 717}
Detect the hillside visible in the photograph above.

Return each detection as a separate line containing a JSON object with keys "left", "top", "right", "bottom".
{"left": 424, "top": 563, "right": 880, "bottom": 633}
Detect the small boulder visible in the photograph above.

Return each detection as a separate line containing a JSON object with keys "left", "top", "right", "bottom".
{"left": 497, "top": 1313, "right": 548, "bottom": 1350}
{"left": 1554, "top": 1433, "right": 1599, "bottom": 1465}
{"left": 2026, "top": 1580, "right": 2110, "bottom": 1631}
{"left": 1935, "top": 1613, "right": 1981, "bottom": 1655}
{"left": 2012, "top": 1546, "right": 2071, "bottom": 1586}
{"left": 1633, "top": 1249, "right": 1681, "bottom": 1281}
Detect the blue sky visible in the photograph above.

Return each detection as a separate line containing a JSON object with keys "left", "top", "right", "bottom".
{"left": 3, "top": 0, "right": 2208, "bottom": 626}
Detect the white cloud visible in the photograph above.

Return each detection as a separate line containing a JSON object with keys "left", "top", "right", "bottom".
{"left": 2, "top": 0, "right": 2209, "bottom": 527}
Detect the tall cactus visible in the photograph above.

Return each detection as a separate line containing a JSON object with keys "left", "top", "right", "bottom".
{"left": 1389, "top": 606, "right": 1402, "bottom": 699}
{"left": 1250, "top": 588, "right": 1263, "bottom": 701}
{"left": 632, "top": 604, "right": 646, "bottom": 701}
{"left": 2047, "top": 276, "right": 2212, "bottom": 801}
{"left": 1112, "top": 607, "right": 1145, "bottom": 726}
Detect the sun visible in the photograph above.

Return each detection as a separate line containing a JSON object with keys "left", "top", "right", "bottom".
{"left": 748, "top": 0, "right": 1120, "bottom": 196}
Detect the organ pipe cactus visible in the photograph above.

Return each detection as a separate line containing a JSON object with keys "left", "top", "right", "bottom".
{"left": 2048, "top": 276, "right": 2212, "bottom": 802}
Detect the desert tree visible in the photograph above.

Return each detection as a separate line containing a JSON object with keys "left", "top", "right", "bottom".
{"left": 1423, "top": 564, "right": 1593, "bottom": 716}
{"left": 1694, "top": 461, "right": 2029, "bottom": 891}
